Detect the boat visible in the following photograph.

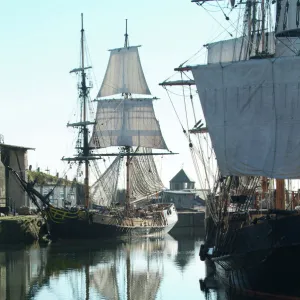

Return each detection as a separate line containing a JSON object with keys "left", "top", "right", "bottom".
{"left": 161, "top": 0, "right": 300, "bottom": 297}
{"left": 6, "top": 14, "right": 178, "bottom": 240}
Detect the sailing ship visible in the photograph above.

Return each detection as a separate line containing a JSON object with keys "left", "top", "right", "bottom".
{"left": 6, "top": 14, "right": 178, "bottom": 240}
{"left": 161, "top": 0, "right": 300, "bottom": 297}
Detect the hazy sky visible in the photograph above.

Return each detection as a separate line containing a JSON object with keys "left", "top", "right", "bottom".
{"left": 0, "top": 0, "right": 237, "bottom": 188}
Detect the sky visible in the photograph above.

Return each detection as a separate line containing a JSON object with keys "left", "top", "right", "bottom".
{"left": 0, "top": 0, "right": 239, "bottom": 188}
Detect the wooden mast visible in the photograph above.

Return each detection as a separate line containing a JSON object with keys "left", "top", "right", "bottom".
{"left": 80, "top": 13, "right": 90, "bottom": 209}
{"left": 123, "top": 20, "right": 131, "bottom": 214}
{"left": 125, "top": 146, "right": 131, "bottom": 213}
{"left": 261, "top": 0, "right": 265, "bottom": 51}
{"left": 124, "top": 19, "right": 128, "bottom": 48}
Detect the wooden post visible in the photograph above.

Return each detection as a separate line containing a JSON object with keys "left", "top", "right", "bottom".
{"left": 275, "top": 179, "right": 285, "bottom": 210}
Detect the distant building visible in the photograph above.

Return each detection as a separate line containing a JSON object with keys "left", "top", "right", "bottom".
{"left": 162, "top": 190, "right": 196, "bottom": 209}
{"left": 28, "top": 170, "right": 84, "bottom": 208}
{"left": 169, "top": 169, "right": 195, "bottom": 190}
{"left": 0, "top": 143, "right": 34, "bottom": 211}
{"left": 161, "top": 169, "right": 196, "bottom": 209}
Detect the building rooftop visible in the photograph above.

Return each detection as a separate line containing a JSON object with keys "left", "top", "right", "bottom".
{"left": 169, "top": 169, "right": 195, "bottom": 183}
{"left": 0, "top": 143, "right": 35, "bottom": 151}
{"left": 164, "top": 190, "right": 196, "bottom": 195}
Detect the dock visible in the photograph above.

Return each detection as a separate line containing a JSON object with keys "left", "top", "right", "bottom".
{"left": 174, "top": 210, "right": 205, "bottom": 228}
{"left": 0, "top": 215, "right": 45, "bottom": 245}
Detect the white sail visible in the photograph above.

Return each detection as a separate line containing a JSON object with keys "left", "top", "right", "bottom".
{"left": 207, "top": 33, "right": 275, "bottom": 64}
{"left": 97, "top": 46, "right": 151, "bottom": 97}
{"left": 207, "top": 37, "right": 247, "bottom": 63}
{"left": 90, "top": 156, "right": 121, "bottom": 206}
{"left": 89, "top": 99, "right": 168, "bottom": 149}
{"left": 191, "top": 56, "right": 300, "bottom": 179}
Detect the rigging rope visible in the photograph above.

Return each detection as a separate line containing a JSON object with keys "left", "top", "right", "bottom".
{"left": 129, "top": 148, "right": 165, "bottom": 202}
{"left": 90, "top": 155, "right": 122, "bottom": 206}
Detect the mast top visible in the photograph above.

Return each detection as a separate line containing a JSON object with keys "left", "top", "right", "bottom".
{"left": 81, "top": 13, "right": 84, "bottom": 33}
{"left": 124, "top": 19, "right": 129, "bottom": 48}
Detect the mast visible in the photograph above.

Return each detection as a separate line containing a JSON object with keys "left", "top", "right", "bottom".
{"left": 63, "top": 14, "right": 98, "bottom": 209}
{"left": 124, "top": 19, "right": 129, "bottom": 48}
{"left": 125, "top": 146, "right": 131, "bottom": 213}
{"left": 123, "top": 20, "right": 130, "bottom": 213}
{"left": 261, "top": 0, "right": 265, "bottom": 51}
{"left": 80, "top": 13, "right": 90, "bottom": 209}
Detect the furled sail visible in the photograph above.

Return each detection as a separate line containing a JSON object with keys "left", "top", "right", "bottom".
{"left": 275, "top": 0, "right": 300, "bottom": 57}
{"left": 275, "top": 0, "right": 299, "bottom": 37}
{"left": 207, "top": 33, "right": 275, "bottom": 64}
{"left": 97, "top": 46, "right": 151, "bottom": 97}
{"left": 90, "top": 156, "right": 121, "bottom": 206}
{"left": 129, "top": 147, "right": 165, "bottom": 202}
{"left": 89, "top": 99, "right": 168, "bottom": 149}
{"left": 191, "top": 56, "right": 300, "bottom": 179}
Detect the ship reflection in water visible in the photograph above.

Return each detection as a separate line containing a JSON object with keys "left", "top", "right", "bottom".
{"left": 0, "top": 227, "right": 207, "bottom": 300}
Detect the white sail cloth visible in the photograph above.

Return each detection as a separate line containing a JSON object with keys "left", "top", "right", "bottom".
{"left": 207, "top": 33, "right": 275, "bottom": 64}
{"left": 90, "top": 156, "right": 121, "bottom": 206}
{"left": 191, "top": 56, "right": 300, "bottom": 179}
{"left": 97, "top": 46, "right": 151, "bottom": 97}
{"left": 90, "top": 99, "right": 167, "bottom": 149}
{"left": 129, "top": 147, "right": 165, "bottom": 201}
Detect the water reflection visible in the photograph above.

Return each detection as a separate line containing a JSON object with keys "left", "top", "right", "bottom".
{"left": 0, "top": 244, "right": 48, "bottom": 300}
{"left": 0, "top": 229, "right": 207, "bottom": 300}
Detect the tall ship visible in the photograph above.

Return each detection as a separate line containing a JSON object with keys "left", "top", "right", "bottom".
{"left": 161, "top": 0, "right": 300, "bottom": 297}
{"left": 7, "top": 14, "right": 178, "bottom": 240}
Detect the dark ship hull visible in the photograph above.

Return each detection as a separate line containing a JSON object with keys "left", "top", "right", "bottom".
{"left": 45, "top": 204, "right": 178, "bottom": 241}
{"left": 208, "top": 212, "right": 300, "bottom": 297}
{"left": 47, "top": 219, "right": 176, "bottom": 240}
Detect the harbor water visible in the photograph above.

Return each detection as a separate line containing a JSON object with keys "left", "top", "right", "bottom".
{"left": 0, "top": 227, "right": 209, "bottom": 300}
{"left": 1, "top": 226, "right": 281, "bottom": 300}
